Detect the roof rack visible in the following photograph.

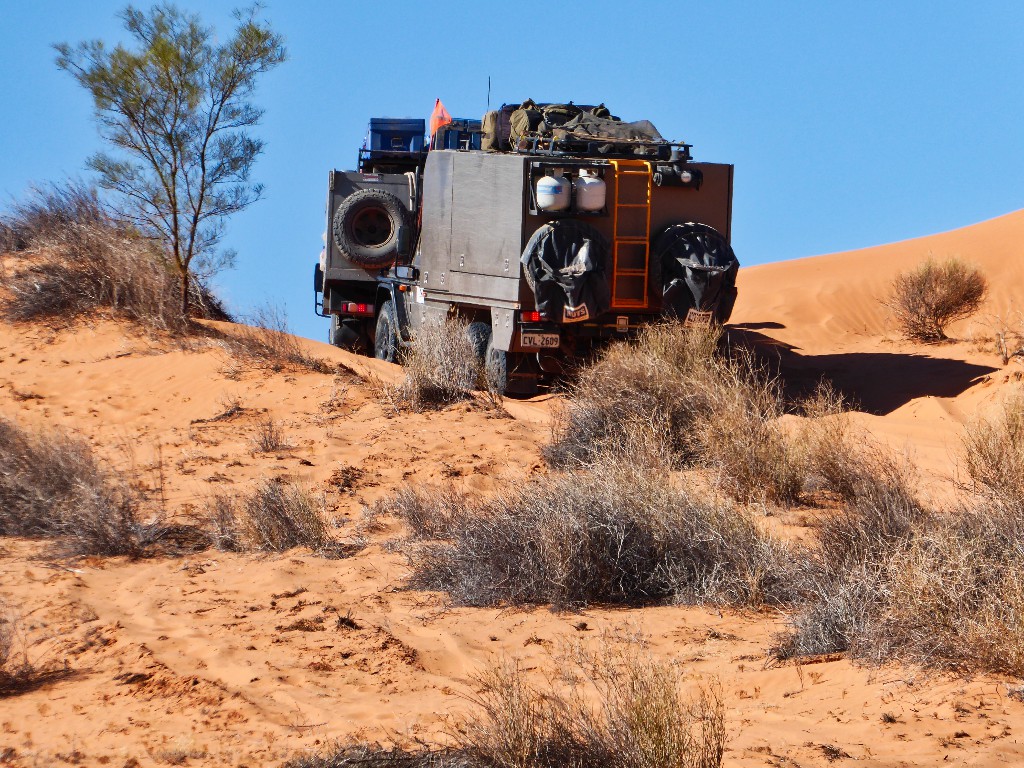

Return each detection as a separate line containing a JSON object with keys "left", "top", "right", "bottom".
{"left": 512, "top": 133, "right": 692, "bottom": 162}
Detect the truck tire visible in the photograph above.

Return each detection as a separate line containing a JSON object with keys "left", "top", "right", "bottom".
{"left": 655, "top": 223, "right": 739, "bottom": 324}
{"left": 332, "top": 189, "right": 409, "bottom": 268}
{"left": 374, "top": 300, "right": 400, "bottom": 362}
{"left": 465, "top": 321, "right": 491, "bottom": 363}
{"left": 484, "top": 335, "right": 507, "bottom": 395}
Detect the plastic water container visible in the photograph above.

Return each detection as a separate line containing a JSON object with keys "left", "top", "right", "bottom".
{"left": 536, "top": 174, "right": 570, "bottom": 211}
{"left": 574, "top": 169, "right": 606, "bottom": 211}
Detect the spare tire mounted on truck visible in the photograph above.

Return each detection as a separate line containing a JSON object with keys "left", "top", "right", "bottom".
{"left": 332, "top": 188, "right": 409, "bottom": 268}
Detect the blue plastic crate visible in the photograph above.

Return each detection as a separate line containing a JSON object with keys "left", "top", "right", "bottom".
{"left": 368, "top": 118, "right": 425, "bottom": 153}
{"left": 436, "top": 119, "right": 482, "bottom": 150}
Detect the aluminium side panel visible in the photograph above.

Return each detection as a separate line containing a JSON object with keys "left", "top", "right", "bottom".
{"left": 446, "top": 152, "right": 525, "bottom": 304}
{"left": 415, "top": 152, "right": 455, "bottom": 292}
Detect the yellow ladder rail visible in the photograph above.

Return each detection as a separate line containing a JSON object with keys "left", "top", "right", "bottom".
{"left": 609, "top": 159, "right": 653, "bottom": 309}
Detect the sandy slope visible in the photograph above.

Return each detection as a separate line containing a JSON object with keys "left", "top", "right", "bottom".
{"left": 3, "top": 210, "right": 1024, "bottom": 767}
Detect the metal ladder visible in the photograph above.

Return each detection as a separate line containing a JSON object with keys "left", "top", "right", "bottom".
{"left": 609, "top": 159, "right": 653, "bottom": 308}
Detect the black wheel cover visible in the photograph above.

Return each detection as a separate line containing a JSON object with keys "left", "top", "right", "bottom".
{"left": 655, "top": 223, "right": 739, "bottom": 323}
{"left": 332, "top": 189, "right": 409, "bottom": 268}
{"left": 520, "top": 220, "right": 610, "bottom": 322}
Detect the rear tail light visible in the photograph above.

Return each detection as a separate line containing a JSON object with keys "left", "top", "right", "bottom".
{"left": 341, "top": 302, "right": 374, "bottom": 315}
{"left": 521, "top": 310, "right": 543, "bottom": 323}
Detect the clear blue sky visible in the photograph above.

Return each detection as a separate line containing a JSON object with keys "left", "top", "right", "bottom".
{"left": 3, "top": 1, "right": 1023, "bottom": 342}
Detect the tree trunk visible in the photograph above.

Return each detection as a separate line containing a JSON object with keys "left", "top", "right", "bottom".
{"left": 180, "top": 268, "right": 190, "bottom": 319}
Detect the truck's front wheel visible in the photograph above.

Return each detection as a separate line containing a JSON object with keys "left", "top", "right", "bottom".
{"left": 374, "top": 300, "right": 400, "bottom": 362}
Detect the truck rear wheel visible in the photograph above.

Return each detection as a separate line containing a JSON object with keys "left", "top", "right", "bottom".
{"left": 373, "top": 300, "right": 400, "bottom": 362}
{"left": 465, "top": 321, "right": 491, "bottom": 363}
{"left": 332, "top": 189, "right": 409, "bottom": 268}
{"left": 484, "top": 335, "right": 507, "bottom": 395}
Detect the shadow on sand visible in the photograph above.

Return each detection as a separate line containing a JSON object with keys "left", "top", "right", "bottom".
{"left": 726, "top": 327, "right": 998, "bottom": 415}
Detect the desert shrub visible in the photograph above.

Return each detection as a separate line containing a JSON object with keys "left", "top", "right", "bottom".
{"left": 0, "top": 180, "right": 104, "bottom": 249}
{"left": 813, "top": 454, "right": 926, "bottom": 571}
{"left": 546, "top": 324, "right": 819, "bottom": 504}
{"left": 887, "top": 257, "right": 987, "bottom": 341}
{"left": 0, "top": 417, "right": 146, "bottom": 557}
{"left": 227, "top": 304, "right": 330, "bottom": 373}
{"left": 364, "top": 484, "right": 465, "bottom": 539}
{"left": 545, "top": 323, "right": 722, "bottom": 469}
{"left": 696, "top": 354, "right": 805, "bottom": 505}
{"left": 204, "top": 494, "right": 242, "bottom": 552}
{"left": 396, "top": 316, "right": 483, "bottom": 410}
{"left": 387, "top": 465, "right": 799, "bottom": 609}
{"left": 961, "top": 389, "right": 1024, "bottom": 506}
{"left": 207, "top": 480, "right": 330, "bottom": 553}
{"left": 853, "top": 507, "right": 1024, "bottom": 673}
{"left": 0, "top": 599, "right": 34, "bottom": 696}
{"left": 461, "top": 642, "right": 724, "bottom": 768}
{"left": 795, "top": 383, "right": 868, "bottom": 502}
{"left": 288, "top": 637, "right": 725, "bottom": 768}
{"left": 2, "top": 181, "right": 226, "bottom": 330}
{"left": 776, "top": 455, "right": 929, "bottom": 659}
{"left": 779, "top": 460, "right": 1024, "bottom": 674}
{"left": 250, "top": 416, "right": 289, "bottom": 454}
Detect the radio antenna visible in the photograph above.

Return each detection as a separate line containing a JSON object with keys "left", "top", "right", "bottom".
{"left": 487, "top": 76, "right": 491, "bottom": 111}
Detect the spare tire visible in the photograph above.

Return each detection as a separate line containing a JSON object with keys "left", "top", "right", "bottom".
{"left": 332, "top": 189, "right": 409, "bottom": 268}
{"left": 655, "top": 223, "right": 739, "bottom": 324}
{"left": 520, "top": 220, "right": 611, "bottom": 323}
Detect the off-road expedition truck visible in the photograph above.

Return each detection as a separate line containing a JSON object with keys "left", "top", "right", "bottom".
{"left": 313, "top": 100, "right": 739, "bottom": 393}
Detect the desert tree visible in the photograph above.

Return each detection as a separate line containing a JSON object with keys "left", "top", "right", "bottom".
{"left": 55, "top": 3, "right": 286, "bottom": 316}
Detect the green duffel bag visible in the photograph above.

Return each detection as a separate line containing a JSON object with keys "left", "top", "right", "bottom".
{"left": 510, "top": 106, "right": 543, "bottom": 143}
{"left": 481, "top": 110, "right": 500, "bottom": 151}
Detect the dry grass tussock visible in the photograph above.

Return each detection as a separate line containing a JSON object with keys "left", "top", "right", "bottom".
{"left": 547, "top": 323, "right": 870, "bottom": 506}
{"left": 961, "top": 388, "right": 1024, "bottom": 507}
{"left": 225, "top": 304, "right": 331, "bottom": 373}
{"left": 695, "top": 354, "right": 805, "bottom": 505}
{"left": 544, "top": 323, "right": 720, "bottom": 469}
{"left": 287, "top": 633, "right": 725, "bottom": 768}
{"left": 378, "top": 315, "right": 502, "bottom": 412}
{"left": 777, "top": 450, "right": 1024, "bottom": 675}
{"left": 371, "top": 464, "right": 801, "bottom": 609}
{"left": 0, "top": 599, "right": 34, "bottom": 696}
{"left": 204, "top": 479, "right": 337, "bottom": 554}
{"left": 886, "top": 257, "right": 988, "bottom": 342}
{"left": 0, "top": 417, "right": 149, "bottom": 557}
{"left": 1, "top": 181, "right": 226, "bottom": 330}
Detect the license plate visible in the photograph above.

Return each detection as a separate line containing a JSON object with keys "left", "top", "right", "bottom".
{"left": 521, "top": 332, "right": 560, "bottom": 349}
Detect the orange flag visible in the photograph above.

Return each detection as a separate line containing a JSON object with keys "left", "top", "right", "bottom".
{"left": 429, "top": 98, "right": 452, "bottom": 137}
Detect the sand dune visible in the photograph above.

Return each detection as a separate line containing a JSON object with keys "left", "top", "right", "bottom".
{"left": 2, "top": 209, "right": 1024, "bottom": 766}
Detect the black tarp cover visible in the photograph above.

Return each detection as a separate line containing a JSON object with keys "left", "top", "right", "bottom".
{"left": 557, "top": 113, "right": 664, "bottom": 142}
{"left": 655, "top": 223, "right": 739, "bottom": 323}
{"left": 521, "top": 221, "right": 611, "bottom": 323}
